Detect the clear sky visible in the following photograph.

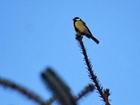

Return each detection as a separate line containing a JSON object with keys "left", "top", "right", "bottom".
{"left": 0, "top": 0, "right": 140, "bottom": 105}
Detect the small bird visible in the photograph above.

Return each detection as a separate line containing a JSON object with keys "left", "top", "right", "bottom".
{"left": 73, "top": 17, "right": 99, "bottom": 44}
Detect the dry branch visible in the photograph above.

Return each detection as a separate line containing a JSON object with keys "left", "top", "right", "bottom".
{"left": 0, "top": 77, "right": 46, "bottom": 105}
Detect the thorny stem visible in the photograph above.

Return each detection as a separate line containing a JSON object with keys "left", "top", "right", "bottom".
{"left": 76, "top": 84, "right": 95, "bottom": 101}
{"left": 76, "top": 34, "right": 110, "bottom": 105}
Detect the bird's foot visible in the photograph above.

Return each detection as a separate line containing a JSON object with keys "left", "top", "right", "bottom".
{"left": 75, "top": 33, "right": 83, "bottom": 41}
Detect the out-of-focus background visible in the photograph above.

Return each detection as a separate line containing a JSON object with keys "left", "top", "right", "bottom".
{"left": 0, "top": 1, "right": 140, "bottom": 105}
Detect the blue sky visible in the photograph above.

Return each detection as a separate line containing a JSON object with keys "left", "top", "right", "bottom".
{"left": 0, "top": 0, "right": 140, "bottom": 105}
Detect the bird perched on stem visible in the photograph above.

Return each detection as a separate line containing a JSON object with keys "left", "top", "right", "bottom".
{"left": 73, "top": 17, "right": 99, "bottom": 44}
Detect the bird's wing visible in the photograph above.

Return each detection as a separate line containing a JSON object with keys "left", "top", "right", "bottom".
{"left": 81, "top": 19, "right": 92, "bottom": 35}
{"left": 81, "top": 20, "right": 87, "bottom": 26}
{"left": 86, "top": 26, "right": 92, "bottom": 35}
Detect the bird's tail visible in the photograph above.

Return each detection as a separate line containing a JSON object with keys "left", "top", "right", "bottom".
{"left": 90, "top": 35, "right": 99, "bottom": 44}
{"left": 86, "top": 34, "right": 99, "bottom": 44}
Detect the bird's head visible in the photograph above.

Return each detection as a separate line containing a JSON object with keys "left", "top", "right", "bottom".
{"left": 73, "top": 17, "right": 81, "bottom": 21}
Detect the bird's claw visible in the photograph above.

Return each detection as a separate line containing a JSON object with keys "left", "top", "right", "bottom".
{"left": 75, "top": 33, "right": 83, "bottom": 41}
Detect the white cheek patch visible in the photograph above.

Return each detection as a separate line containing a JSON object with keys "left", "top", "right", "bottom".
{"left": 76, "top": 18, "right": 81, "bottom": 20}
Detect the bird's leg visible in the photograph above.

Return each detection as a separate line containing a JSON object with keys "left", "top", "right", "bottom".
{"left": 75, "top": 32, "right": 83, "bottom": 41}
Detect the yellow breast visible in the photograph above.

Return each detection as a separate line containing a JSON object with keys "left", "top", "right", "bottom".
{"left": 75, "top": 21, "right": 87, "bottom": 33}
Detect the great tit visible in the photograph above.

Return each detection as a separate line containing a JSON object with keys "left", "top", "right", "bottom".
{"left": 73, "top": 17, "right": 99, "bottom": 44}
